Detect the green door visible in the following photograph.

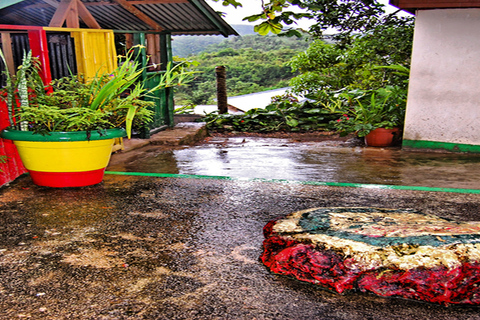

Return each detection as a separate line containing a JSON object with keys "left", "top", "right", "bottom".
{"left": 143, "top": 74, "right": 174, "bottom": 129}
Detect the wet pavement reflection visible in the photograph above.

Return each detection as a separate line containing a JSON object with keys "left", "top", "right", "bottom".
{"left": 109, "top": 137, "right": 480, "bottom": 189}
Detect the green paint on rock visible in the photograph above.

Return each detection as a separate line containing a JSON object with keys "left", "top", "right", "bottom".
{"left": 299, "top": 207, "right": 480, "bottom": 247}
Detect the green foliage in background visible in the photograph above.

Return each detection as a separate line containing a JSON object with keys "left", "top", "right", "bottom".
{"left": 203, "top": 94, "right": 337, "bottom": 133}
{"left": 288, "top": 23, "right": 413, "bottom": 100}
{"left": 174, "top": 34, "right": 311, "bottom": 105}
{"left": 202, "top": 33, "right": 311, "bottom": 53}
{"left": 202, "top": 20, "right": 412, "bottom": 136}
{"left": 197, "top": 1, "right": 414, "bottom": 136}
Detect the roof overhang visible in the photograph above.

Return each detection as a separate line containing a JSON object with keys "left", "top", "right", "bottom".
{"left": 390, "top": 0, "right": 480, "bottom": 14}
{"left": 0, "top": 0, "right": 238, "bottom": 36}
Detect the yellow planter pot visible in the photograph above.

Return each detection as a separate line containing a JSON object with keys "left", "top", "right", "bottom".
{"left": 16, "top": 139, "right": 114, "bottom": 172}
{"left": 1, "top": 129, "right": 126, "bottom": 187}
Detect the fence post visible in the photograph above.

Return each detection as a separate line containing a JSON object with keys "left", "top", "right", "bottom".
{"left": 215, "top": 66, "right": 227, "bottom": 114}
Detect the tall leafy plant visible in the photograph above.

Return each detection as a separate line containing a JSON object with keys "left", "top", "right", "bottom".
{"left": 1, "top": 48, "right": 195, "bottom": 138}
{"left": 0, "top": 50, "right": 44, "bottom": 128}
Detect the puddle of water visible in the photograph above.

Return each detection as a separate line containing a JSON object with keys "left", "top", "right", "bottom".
{"left": 110, "top": 137, "right": 480, "bottom": 189}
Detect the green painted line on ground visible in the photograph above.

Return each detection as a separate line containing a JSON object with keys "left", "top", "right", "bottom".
{"left": 403, "top": 139, "right": 480, "bottom": 153}
{"left": 104, "top": 171, "right": 480, "bottom": 194}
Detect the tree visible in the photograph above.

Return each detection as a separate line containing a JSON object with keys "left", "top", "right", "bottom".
{"left": 215, "top": 0, "right": 413, "bottom": 97}
{"left": 288, "top": 21, "right": 413, "bottom": 100}
{"left": 215, "top": 0, "right": 413, "bottom": 39}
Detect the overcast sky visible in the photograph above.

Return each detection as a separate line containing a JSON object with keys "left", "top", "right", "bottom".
{"left": 205, "top": 0, "right": 408, "bottom": 27}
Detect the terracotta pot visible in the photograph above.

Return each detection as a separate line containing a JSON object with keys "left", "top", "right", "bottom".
{"left": 364, "top": 127, "right": 401, "bottom": 147}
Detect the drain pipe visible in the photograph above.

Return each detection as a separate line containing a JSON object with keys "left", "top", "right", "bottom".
{"left": 215, "top": 66, "right": 228, "bottom": 114}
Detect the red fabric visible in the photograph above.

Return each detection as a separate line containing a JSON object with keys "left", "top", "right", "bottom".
{"left": 0, "top": 100, "right": 27, "bottom": 186}
{"left": 358, "top": 263, "right": 480, "bottom": 305}
{"left": 261, "top": 236, "right": 359, "bottom": 293}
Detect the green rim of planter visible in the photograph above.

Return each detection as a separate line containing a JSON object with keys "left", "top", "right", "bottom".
{"left": 0, "top": 128, "right": 126, "bottom": 142}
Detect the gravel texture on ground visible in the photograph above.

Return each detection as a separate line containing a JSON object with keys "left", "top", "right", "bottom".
{"left": 0, "top": 175, "right": 480, "bottom": 319}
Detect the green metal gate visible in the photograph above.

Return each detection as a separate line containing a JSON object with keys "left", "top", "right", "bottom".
{"left": 132, "top": 32, "right": 174, "bottom": 138}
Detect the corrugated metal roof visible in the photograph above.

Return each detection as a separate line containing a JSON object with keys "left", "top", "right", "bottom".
{"left": 0, "top": 0, "right": 238, "bottom": 36}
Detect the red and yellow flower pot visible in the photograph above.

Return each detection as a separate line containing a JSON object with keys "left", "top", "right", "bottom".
{"left": 0, "top": 128, "right": 126, "bottom": 188}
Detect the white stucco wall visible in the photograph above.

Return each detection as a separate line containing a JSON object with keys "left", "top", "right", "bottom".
{"left": 404, "top": 9, "right": 480, "bottom": 145}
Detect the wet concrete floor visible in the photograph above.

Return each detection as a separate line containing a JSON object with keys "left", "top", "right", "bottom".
{"left": 1, "top": 137, "right": 480, "bottom": 319}
{"left": 109, "top": 136, "right": 480, "bottom": 190}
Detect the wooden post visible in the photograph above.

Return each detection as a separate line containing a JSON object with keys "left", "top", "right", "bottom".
{"left": 215, "top": 66, "right": 227, "bottom": 114}
{"left": 0, "top": 33, "right": 15, "bottom": 76}
{"left": 146, "top": 33, "right": 161, "bottom": 71}
{"left": 159, "top": 33, "right": 174, "bottom": 127}
{"left": 65, "top": 0, "right": 79, "bottom": 28}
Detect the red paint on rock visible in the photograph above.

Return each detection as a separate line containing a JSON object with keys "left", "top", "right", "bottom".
{"left": 358, "top": 263, "right": 480, "bottom": 305}
{"left": 261, "top": 222, "right": 480, "bottom": 305}
{"left": 261, "top": 236, "right": 359, "bottom": 293}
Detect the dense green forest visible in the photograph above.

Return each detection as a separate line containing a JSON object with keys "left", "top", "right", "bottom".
{"left": 171, "top": 36, "right": 225, "bottom": 58}
{"left": 171, "top": 25, "right": 255, "bottom": 57}
{"left": 174, "top": 33, "right": 311, "bottom": 105}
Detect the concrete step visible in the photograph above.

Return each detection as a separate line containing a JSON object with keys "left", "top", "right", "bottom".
{"left": 116, "top": 122, "right": 207, "bottom": 153}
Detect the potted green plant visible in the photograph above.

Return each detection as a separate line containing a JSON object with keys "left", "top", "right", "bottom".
{"left": 0, "top": 49, "right": 194, "bottom": 187}
{"left": 329, "top": 86, "right": 406, "bottom": 147}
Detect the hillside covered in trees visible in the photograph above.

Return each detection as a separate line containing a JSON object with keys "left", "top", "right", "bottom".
{"left": 173, "top": 33, "right": 311, "bottom": 105}
{"left": 171, "top": 25, "right": 256, "bottom": 57}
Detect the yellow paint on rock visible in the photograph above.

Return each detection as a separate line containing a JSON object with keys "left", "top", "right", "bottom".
{"left": 273, "top": 207, "right": 480, "bottom": 271}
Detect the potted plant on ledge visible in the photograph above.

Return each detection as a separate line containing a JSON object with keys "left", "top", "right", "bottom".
{"left": 329, "top": 86, "right": 406, "bottom": 147}
{"left": 0, "top": 49, "right": 193, "bottom": 187}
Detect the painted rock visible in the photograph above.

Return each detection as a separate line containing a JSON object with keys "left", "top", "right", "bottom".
{"left": 261, "top": 207, "right": 480, "bottom": 305}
